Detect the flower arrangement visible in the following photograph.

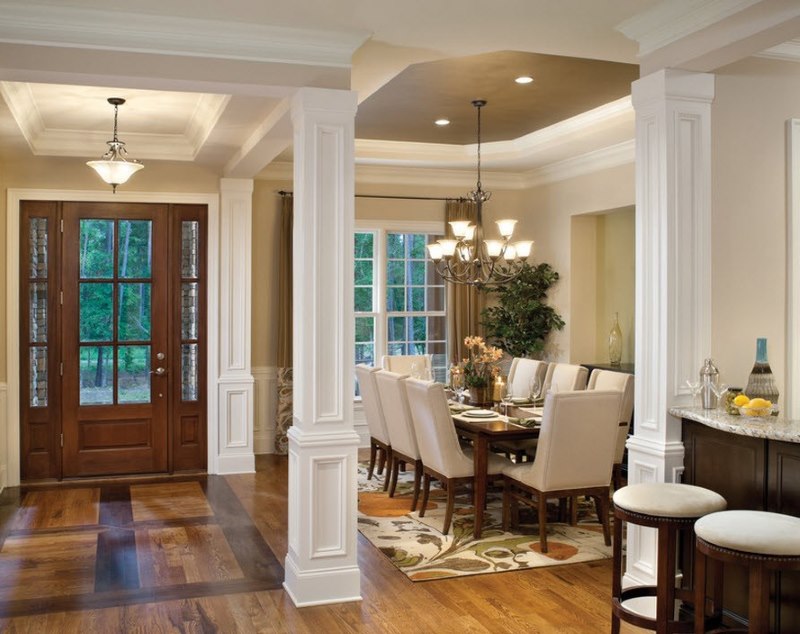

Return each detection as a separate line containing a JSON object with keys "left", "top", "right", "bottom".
{"left": 462, "top": 335, "right": 503, "bottom": 388}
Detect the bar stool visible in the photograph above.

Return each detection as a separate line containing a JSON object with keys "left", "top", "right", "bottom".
{"left": 612, "top": 483, "right": 727, "bottom": 634}
{"left": 694, "top": 510, "right": 800, "bottom": 633}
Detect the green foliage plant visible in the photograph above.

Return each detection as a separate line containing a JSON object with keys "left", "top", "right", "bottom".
{"left": 479, "top": 262, "right": 565, "bottom": 358}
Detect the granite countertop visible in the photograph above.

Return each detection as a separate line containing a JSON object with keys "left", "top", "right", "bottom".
{"left": 669, "top": 406, "right": 800, "bottom": 444}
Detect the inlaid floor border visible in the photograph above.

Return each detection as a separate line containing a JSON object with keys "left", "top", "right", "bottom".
{"left": 0, "top": 476, "right": 284, "bottom": 617}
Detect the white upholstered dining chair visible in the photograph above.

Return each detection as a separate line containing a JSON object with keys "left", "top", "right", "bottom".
{"left": 375, "top": 369, "right": 423, "bottom": 510}
{"left": 507, "top": 358, "right": 549, "bottom": 400}
{"left": 404, "top": 378, "right": 511, "bottom": 534}
{"left": 543, "top": 362, "right": 588, "bottom": 393}
{"left": 502, "top": 389, "right": 622, "bottom": 553}
{"left": 587, "top": 369, "right": 634, "bottom": 490}
{"left": 355, "top": 364, "right": 392, "bottom": 490}
{"left": 381, "top": 354, "right": 433, "bottom": 379}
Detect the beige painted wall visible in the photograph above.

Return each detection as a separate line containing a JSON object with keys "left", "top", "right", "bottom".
{"left": 0, "top": 157, "right": 220, "bottom": 383}
{"left": 711, "top": 57, "right": 800, "bottom": 400}
{"left": 570, "top": 214, "right": 599, "bottom": 362}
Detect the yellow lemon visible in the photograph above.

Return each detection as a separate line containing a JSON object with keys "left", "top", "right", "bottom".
{"left": 749, "top": 398, "right": 771, "bottom": 408}
{"left": 733, "top": 394, "right": 750, "bottom": 407}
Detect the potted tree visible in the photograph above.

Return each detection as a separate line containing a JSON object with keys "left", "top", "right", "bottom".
{"left": 479, "top": 262, "right": 565, "bottom": 359}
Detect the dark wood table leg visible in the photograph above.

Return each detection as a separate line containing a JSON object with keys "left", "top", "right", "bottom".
{"left": 472, "top": 434, "right": 488, "bottom": 539}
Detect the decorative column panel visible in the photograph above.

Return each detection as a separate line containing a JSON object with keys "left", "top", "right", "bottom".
{"left": 216, "top": 178, "right": 256, "bottom": 474}
{"left": 283, "top": 88, "right": 361, "bottom": 606}
{"left": 627, "top": 69, "right": 714, "bottom": 586}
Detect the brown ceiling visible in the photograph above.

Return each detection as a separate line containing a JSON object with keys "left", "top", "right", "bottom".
{"left": 355, "top": 50, "right": 639, "bottom": 144}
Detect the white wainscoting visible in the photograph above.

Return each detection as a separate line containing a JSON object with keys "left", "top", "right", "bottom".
{"left": 253, "top": 366, "right": 277, "bottom": 454}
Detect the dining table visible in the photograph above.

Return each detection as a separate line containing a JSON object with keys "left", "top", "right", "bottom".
{"left": 450, "top": 403, "right": 543, "bottom": 539}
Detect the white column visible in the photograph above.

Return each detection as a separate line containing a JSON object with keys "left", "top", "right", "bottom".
{"left": 626, "top": 69, "right": 714, "bottom": 586}
{"left": 216, "top": 178, "right": 256, "bottom": 474}
{"left": 283, "top": 88, "right": 361, "bottom": 606}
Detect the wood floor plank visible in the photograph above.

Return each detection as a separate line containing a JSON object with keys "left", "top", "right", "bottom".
{"left": 129, "top": 481, "right": 212, "bottom": 522}
{"left": 12, "top": 488, "right": 100, "bottom": 530}
{"left": 98, "top": 484, "right": 133, "bottom": 528}
{"left": 94, "top": 528, "right": 140, "bottom": 593}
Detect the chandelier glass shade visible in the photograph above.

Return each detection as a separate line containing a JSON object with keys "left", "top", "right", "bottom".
{"left": 426, "top": 100, "right": 532, "bottom": 285}
{"left": 86, "top": 97, "right": 144, "bottom": 193}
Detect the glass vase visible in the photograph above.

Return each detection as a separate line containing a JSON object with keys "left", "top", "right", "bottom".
{"left": 608, "top": 312, "right": 622, "bottom": 367}
{"left": 744, "top": 338, "right": 779, "bottom": 412}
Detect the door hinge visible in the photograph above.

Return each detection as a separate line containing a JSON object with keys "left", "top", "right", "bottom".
{"left": 60, "top": 433, "right": 64, "bottom": 448}
{"left": 60, "top": 290, "right": 63, "bottom": 305}
{"left": 60, "top": 218, "right": 64, "bottom": 233}
{"left": 60, "top": 361, "right": 63, "bottom": 376}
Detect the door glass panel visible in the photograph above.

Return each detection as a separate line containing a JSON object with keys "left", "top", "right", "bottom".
{"left": 118, "top": 345, "right": 151, "bottom": 404}
{"left": 181, "top": 283, "right": 198, "bottom": 340}
{"left": 181, "top": 221, "right": 199, "bottom": 278}
{"left": 181, "top": 343, "right": 198, "bottom": 401}
{"left": 80, "top": 345, "right": 113, "bottom": 405}
{"left": 118, "top": 283, "right": 151, "bottom": 341}
{"left": 29, "top": 217, "right": 48, "bottom": 279}
{"left": 80, "top": 283, "right": 113, "bottom": 342}
{"left": 118, "top": 220, "right": 152, "bottom": 278}
{"left": 30, "top": 347, "right": 47, "bottom": 407}
{"left": 30, "top": 283, "right": 48, "bottom": 343}
{"left": 80, "top": 220, "right": 115, "bottom": 278}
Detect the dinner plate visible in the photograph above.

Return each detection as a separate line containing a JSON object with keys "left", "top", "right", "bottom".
{"left": 462, "top": 409, "right": 498, "bottom": 418}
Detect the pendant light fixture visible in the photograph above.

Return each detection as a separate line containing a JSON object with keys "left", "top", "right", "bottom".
{"left": 86, "top": 97, "right": 143, "bottom": 193}
{"left": 426, "top": 100, "right": 532, "bottom": 285}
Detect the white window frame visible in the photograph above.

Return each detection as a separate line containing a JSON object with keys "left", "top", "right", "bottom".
{"left": 354, "top": 219, "right": 446, "bottom": 396}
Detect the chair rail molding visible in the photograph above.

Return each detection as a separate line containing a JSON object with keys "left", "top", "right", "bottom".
{"left": 628, "top": 69, "right": 714, "bottom": 588}
{"left": 5, "top": 188, "right": 220, "bottom": 486}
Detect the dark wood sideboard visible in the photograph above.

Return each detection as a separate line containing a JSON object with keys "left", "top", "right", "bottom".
{"left": 682, "top": 419, "right": 800, "bottom": 631}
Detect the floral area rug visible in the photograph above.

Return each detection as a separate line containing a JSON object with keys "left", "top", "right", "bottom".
{"left": 357, "top": 464, "right": 613, "bottom": 581}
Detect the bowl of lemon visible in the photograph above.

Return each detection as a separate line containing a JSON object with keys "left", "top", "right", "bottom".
{"left": 733, "top": 394, "right": 774, "bottom": 417}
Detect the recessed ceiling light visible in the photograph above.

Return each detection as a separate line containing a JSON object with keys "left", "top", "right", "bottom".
{"left": 515, "top": 76, "right": 534, "bottom": 84}
{"left": 435, "top": 118, "right": 450, "bottom": 126}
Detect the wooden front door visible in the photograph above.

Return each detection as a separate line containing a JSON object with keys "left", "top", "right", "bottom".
{"left": 20, "top": 201, "right": 207, "bottom": 479}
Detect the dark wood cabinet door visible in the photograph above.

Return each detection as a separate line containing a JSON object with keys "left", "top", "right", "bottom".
{"left": 61, "top": 202, "right": 169, "bottom": 477}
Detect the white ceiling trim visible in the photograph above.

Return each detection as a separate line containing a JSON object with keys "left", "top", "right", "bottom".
{"left": 617, "top": 0, "right": 761, "bottom": 57}
{"left": 522, "top": 139, "right": 635, "bottom": 188}
{"left": 355, "top": 97, "right": 633, "bottom": 170}
{"left": 756, "top": 38, "right": 800, "bottom": 62}
{"left": 1, "top": 81, "right": 230, "bottom": 160}
{"left": 0, "top": 2, "right": 369, "bottom": 68}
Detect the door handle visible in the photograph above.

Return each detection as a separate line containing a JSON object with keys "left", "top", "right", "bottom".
{"left": 151, "top": 367, "right": 167, "bottom": 376}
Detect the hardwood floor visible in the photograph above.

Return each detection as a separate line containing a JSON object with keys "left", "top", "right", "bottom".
{"left": 0, "top": 456, "right": 647, "bottom": 632}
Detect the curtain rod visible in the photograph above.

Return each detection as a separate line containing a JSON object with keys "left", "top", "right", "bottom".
{"left": 277, "top": 190, "right": 462, "bottom": 202}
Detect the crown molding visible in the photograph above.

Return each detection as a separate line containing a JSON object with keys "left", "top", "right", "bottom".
{"left": 0, "top": 2, "right": 368, "bottom": 67}
{"left": 523, "top": 139, "right": 635, "bottom": 188}
{"left": 1, "top": 81, "right": 229, "bottom": 160}
{"left": 756, "top": 38, "right": 800, "bottom": 62}
{"left": 617, "top": 0, "right": 761, "bottom": 57}
{"left": 354, "top": 96, "right": 633, "bottom": 170}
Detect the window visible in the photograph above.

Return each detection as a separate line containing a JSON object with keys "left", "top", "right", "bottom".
{"left": 354, "top": 224, "right": 447, "bottom": 392}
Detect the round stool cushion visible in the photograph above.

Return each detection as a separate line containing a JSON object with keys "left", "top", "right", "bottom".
{"left": 613, "top": 483, "right": 726, "bottom": 518}
{"left": 695, "top": 510, "right": 800, "bottom": 557}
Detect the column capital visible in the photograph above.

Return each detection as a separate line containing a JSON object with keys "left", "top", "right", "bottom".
{"left": 632, "top": 69, "right": 715, "bottom": 109}
{"left": 290, "top": 87, "right": 358, "bottom": 120}
{"left": 219, "top": 178, "right": 254, "bottom": 194}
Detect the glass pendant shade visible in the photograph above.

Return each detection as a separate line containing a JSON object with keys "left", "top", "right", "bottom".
{"left": 87, "top": 98, "right": 143, "bottom": 192}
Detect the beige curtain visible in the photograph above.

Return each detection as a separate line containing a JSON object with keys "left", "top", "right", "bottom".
{"left": 445, "top": 199, "right": 483, "bottom": 363}
{"left": 275, "top": 194, "right": 293, "bottom": 454}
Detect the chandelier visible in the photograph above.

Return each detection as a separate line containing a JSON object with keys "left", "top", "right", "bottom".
{"left": 86, "top": 97, "right": 144, "bottom": 193}
{"left": 426, "top": 100, "right": 532, "bottom": 285}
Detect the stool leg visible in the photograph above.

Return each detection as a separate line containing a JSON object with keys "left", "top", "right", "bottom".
{"left": 748, "top": 562, "right": 770, "bottom": 634}
{"left": 656, "top": 525, "right": 677, "bottom": 634}
{"left": 611, "top": 511, "right": 623, "bottom": 634}
{"left": 694, "top": 548, "right": 707, "bottom": 634}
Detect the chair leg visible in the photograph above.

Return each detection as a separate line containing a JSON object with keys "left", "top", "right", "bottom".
{"left": 443, "top": 482, "right": 456, "bottom": 535}
{"left": 382, "top": 450, "right": 393, "bottom": 492}
{"left": 502, "top": 485, "right": 511, "bottom": 531}
{"left": 419, "top": 473, "right": 431, "bottom": 517}
{"left": 612, "top": 462, "right": 622, "bottom": 492}
{"left": 597, "top": 494, "right": 611, "bottom": 546}
{"left": 410, "top": 461, "right": 422, "bottom": 511}
{"left": 367, "top": 441, "right": 377, "bottom": 480}
{"left": 388, "top": 458, "right": 400, "bottom": 498}
{"left": 570, "top": 495, "right": 578, "bottom": 525}
{"left": 538, "top": 495, "right": 549, "bottom": 553}
{"left": 377, "top": 447, "right": 386, "bottom": 476}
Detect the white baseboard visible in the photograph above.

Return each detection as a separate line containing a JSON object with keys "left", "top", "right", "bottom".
{"left": 253, "top": 366, "right": 277, "bottom": 454}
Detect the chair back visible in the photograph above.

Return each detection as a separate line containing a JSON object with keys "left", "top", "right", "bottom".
{"left": 404, "top": 378, "right": 469, "bottom": 476}
{"left": 543, "top": 362, "right": 588, "bottom": 393}
{"left": 381, "top": 354, "right": 433, "bottom": 379}
{"left": 507, "top": 358, "right": 548, "bottom": 399}
{"left": 355, "top": 364, "right": 390, "bottom": 445}
{"left": 588, "top": 369, "right": 634, "bottom": 463}
{"left": 527, "top": 390, "right": 622, "bottom": 491}
{"left": 375, "top": 370, "right": 420, "bottom": 460}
